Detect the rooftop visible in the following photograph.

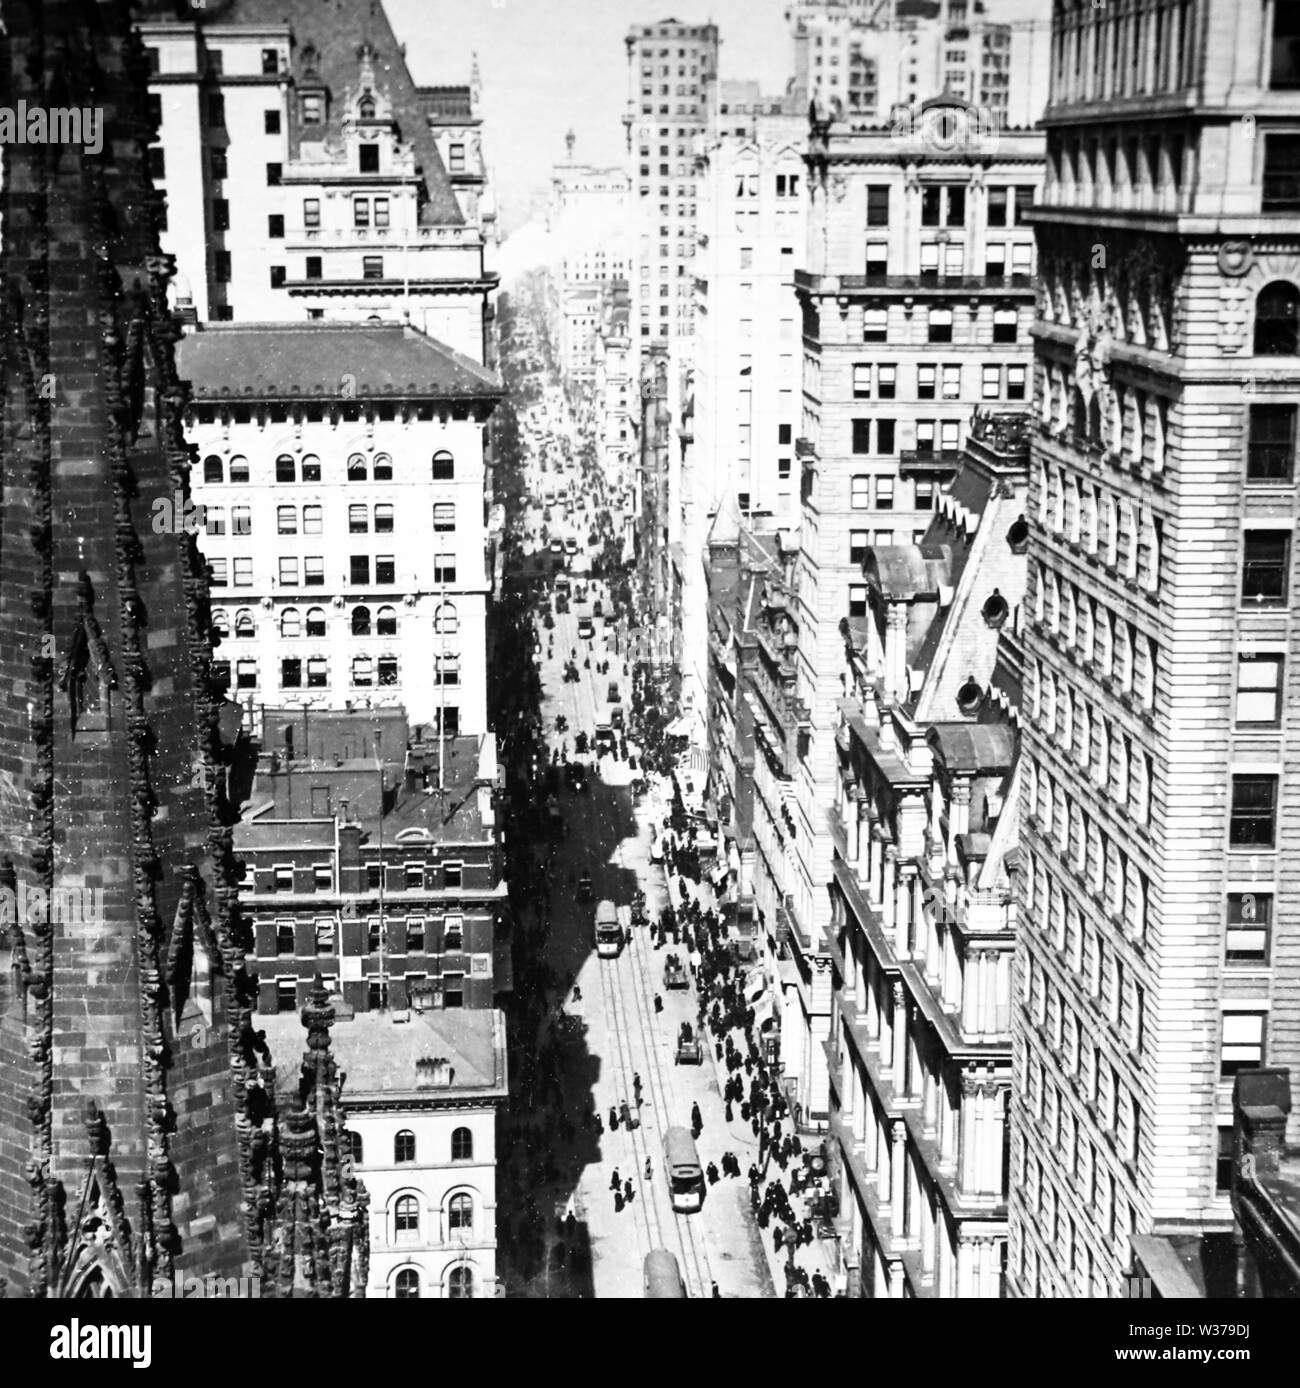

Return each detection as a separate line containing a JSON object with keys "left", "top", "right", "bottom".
{"left": 260, "top": 1001, "right": 507, "bottom": 1104}
{"left": 177, "top": 323, "right": 503, "bottom": 403}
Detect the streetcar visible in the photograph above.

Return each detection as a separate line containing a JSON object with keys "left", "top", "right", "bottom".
{"left": 664, "top": 1127, "right": 704, "bottom": 1212}
{"left": 644, "top": 1249, "right": 687, "bottom": 1298}
{"left": 594, "top": 898, "right": 622, "bottom": 958}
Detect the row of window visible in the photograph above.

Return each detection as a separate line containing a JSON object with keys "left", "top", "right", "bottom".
{"left": 1023, "top": 775, "right": 1150, "bottom": 940}
{"left": 1040, "top": 370, "right": 1169, "bottom": 471}
{"left": 217, "top": 654, "right": 421, "bottom": 690}
{"left": 864, "top": 182, "right": 1035, "bottom": 228}
{"left": 209, "top": 554, "right": 458, "bottom": 589}
{"left": 390, "top": 1265, "right": 474, "bottom": 1299}
{"left": 1031, "top": 564, "right": 1159, "bottom": 702}
{"left": 851, "top": 416, "right": 965, "bottom": 457}
{"left": 390, "top": 1191, "right": 475, "bottom": 1242}
{"left": 1050, "top": 2, "right": 1198, "bottom": 106}
{"left": 1037, "top": 254, "right": 1172, "bottom": 354}
{"left": 268, "top": 912, "right": 466, "bottom": 953}
{"left": 201, "top": 452, "right": 456, "bottom": 484}
{"left": 852, "top": 360, "right": 1027, "bottom": 403}
{"left": 1025, "top": 674, "right": 1154, "bottom": 829}
{"left": 859, "top": 304, "right": 1020, "bottom": 345}
{"left": 214, "top": 602, "right": 457, "bottom": 639}
{"left": 203, "top": 503, "right": 455, "bottom": 537}
{"left": 357, "top": 1126, "right": 473, "bottom": 1167}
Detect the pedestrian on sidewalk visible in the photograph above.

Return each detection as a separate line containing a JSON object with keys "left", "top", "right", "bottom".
{"left": 711, "top": 1282, "right": 720, "bottom": 1298}
{"left": 644, "top": 1157, "right": 653, "bottom": 1181}
{"left": 610, "top": 1168, "right": 621, "bottom": 1192}
{"left": 654, "top": 993, "right": 664, "bottom": 1014}
{"left": 706, "top": 1161, "right": 719, "bottom": 1185}
{"left": 633, "top": 1072, "right": 643, "bottom": 1105}
{"left": 624, "top": 1179, "right": 635, "bottom": 1205}
{"left": 609, "top": 1105, "right": 619, "bottom": 1131}
{"left": 614, "top": 1190, "right": 624, "bottom": 1213}
{"left": 691, "top": 1101, "right": 703, "bottom": 1133}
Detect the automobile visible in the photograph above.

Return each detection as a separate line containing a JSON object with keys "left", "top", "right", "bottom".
{"left": 594, "top": 724, "right": 616, "bottom": 756}
{"left": 663, "top": 954, "right": 688, "bottom": 990}
{"left": 565, "top": 761, "right": 589, "bottom": 793}
{"left": 577, "top": 616, "right": 595, "bottom": 640}
{"left": 610, "top": 706, "right": 624, "bottom": 730}
{"left": 565, "top": 538, "right": 578, "bottom": 557}
{"left": 607, "top": 683, "right": 621, "bottom": 704}
{"left": 550, "top": 539, "right": 565, "bottom": 557}
{"left": 593, "top": 599, "right": 603, "bottom": 617}
{"left": 675, "top": 1031, "right": 703, "bottom": 1066}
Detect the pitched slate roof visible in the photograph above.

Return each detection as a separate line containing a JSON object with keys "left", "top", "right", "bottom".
{"left": 223, "top": 0, "right": 464, "bottom": 225}
{"left": 177, "top": 322, "right": 503, "bottom": 401}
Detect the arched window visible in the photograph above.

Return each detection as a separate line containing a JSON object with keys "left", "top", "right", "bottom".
{"left": 394, "top": 1130, "right": 415, "bottom": 1163}
{"left": 234, "top": 608, "right": 255, "bottom": 639}
{"left": 203, "top": 454, "right": 223, "bottom": 483}
{"left": 447, "top": 1266, "right": 473, "bottom": 1299}
{"left": 434, "top": 602, "right": 458, "bottom": 636}
{"left": 1070, "top": 388, "right": 1087, "bottom": 444}
{"left": 1254, "top": 281, "right": 1300, "bottom": 354}
{"left": 211, "top": 609, "right": 230, "bottom": 639}
{"left": 348, "top": 453, "right": 368, "bottom": 482}
{"left": 394, "top": 1268, "right": 419, "bottom": 1299}
{"left": 352, "top": 605, "right": 372, "bottom": 636}
{"left": 377, "top": 605, "right": 398, "bottom": 636}
{"left": 393, "top": 1194, "right": 419, "bottom": 1241}
{"left": 229, "top": 455, "right": 250, "bottom": 483}
{"left": 432, "top": 450, "right": 455, "bottom": 480}
{"left": 451, "top": 1126, "right": 473, "bottom": 1161}
{"left": 448, "top": 1193, "right": 473, "bottom": 1232}
{"left": 276, "top": 453, "right": 296, "bottom": 483}
{"left": 347, "top": 1130, "right": 363, "bottom": 1166}
{"left": 302, "top": 454, "right": 321, "bottom": 482}
{"left": 373, "top": 452, "right": 393, "bottom": 480}
{"left": 306, "top": 607, "right": 327, "bottom": 638}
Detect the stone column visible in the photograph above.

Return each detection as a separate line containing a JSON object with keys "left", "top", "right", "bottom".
{"left": 894, "top": 869, "right": 910, "bottom": 958}
{"left": 889, "top": 1120, "right": 907, "bottom": 1240}
{"left": 891, "top": 983, "right": 907, "bottom": 1093}
{"left": 881, "top": 846, "right": 897, "bottom": 934}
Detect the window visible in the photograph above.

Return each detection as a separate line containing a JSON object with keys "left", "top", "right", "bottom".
{"left": 378, "top": 658, "right": 398, "bottom": 686}
{"left": 918, "top": 364, "right": 936, "bottom": 400}
{"left": 435, "top": 602, "right": 459, "bottom": 636}
{"left": 878, "top": 364, "right": 896, "bottom": 399}
{"left": 276, "top": 505, "right": 298, "bottom": 536}
{"left": 395, "top": 1130, "right": 416, "bottom": 1163}
{"left": 929, "top": 308, "right": 953, "bottom": 343}
{"left": 350, "top": 556, "right": 370, "bottom": 586}
{"left": 434, "top": 554, "right": 456, "bottom": 584}
{"left": 305, "top": 256, "right": 322, "bottom": 282}
{"left": 349, "top": 504, "right": 369, "bottom": 534}
{"left": 849, "top": 585, "right": 868, "bottom": 619}
{"left": 452, "top": 1126, "right": 473, "bottom": 1161}
{"left": 231, "top": 505, "right": 251, "bottom": 536}
{"left": 266, "top": 163, "right": 282, "bottom": 187}
{"left": 394, "top": 1269, "right": 419, "bottom": 1299}
{"left": 1248, "top": 403, "right": 1296, "bottom": 480}
{"left": 236, "top": 659, "right": 257, "bottom": 689}
{"left": 993, "top": 307, "right": 1018, "bottom": 343}
{"left": 863, "top": 308, "right": 887, "bottom": 342}
{"left": 303, "top": 198, "right": 321, "bottom": 230}
{"left": 1263, "top": 136, "right": 1300, "bottom": 211}
{"left": 983, "top": 364, "right": 1001, "bottom": 400}
{"left": 214, "top": 251, "right": 231, "bottom": 283}
{"left": 308, "top": 657, "right": 328, "bottom": 688}
{"left": 444, "top": 913, "right": 464, "bottom": 949}
{"left": 942, "top": 364, "right": 962, "bottom": 399}
{"left": 851, "top": 475, "right": 870, "bottom": 509}
{"left": 377, "top": 605, "right": 398, "bottom": 637}
{"left": 447, "top": 1266, "right": 473, "bottom": 1298}
{"left": 265, "top": 110, "right": 281, "bottom": 135}
{"left": 276, "top": 977, "right": 297, "bottom": 1011}
{"left": 1236, "top": 654, "right": 1284, "bottom": 726}
{"left": 1241, "top": 530, "right": 1291, "bottom": 604}
{"left": 276, "top": 921, "right": 295, "bottom": 956}
{"left": 352, "top": 655, "right": 373, "bottom": 687}
{"left": 306, "top": 608, "right": 326, "bottom": 638}
{"left": 302, "top": 503, "right": 322, "bottom": 534}
{"left": 1226, "top": 892, "right": 1272, "bottom": 964}
{"left": 354, "top": 197, "right": 370, "bottom": 228}
{"left": 233, "top": 557, "right": 253, "bottom": 587}
{"left": 1254, "top": 281, "right": 1300, "bottom": 353}
{"left": 852, "top": 420, "right": 871, "bottom": 454}
{"left": 374, "top": 198, "right": 390, "bottom": 229}
{"left": 359, "top": 143, "right": 380, "bottom": 173}
{"left": 207, "top": 93, "right": 225, "bottom": 128}
{"left": 376, "top": 556, "right": 395, "bottom": 585}
{"left": 850, "top": 530, "right": 869, "bottom": 565}
{"left": 434, "top": 503, "right": 455, "bottom": 532}
{"left": 443, "top": 971, "right": 465, "bottom": 1008}
{"left": 280, "top": 657, "right": 302, "bottom": 688}
{"left": 1220, "top": 1011, "right": 1267, "bottom": 1076}
{"left": 277, "top": 558, "right": 298, "bottom": 588}
{"left": 363, "top": 256, "right": 384, "bottom": 281}
{"left": 407, "top": 916, "right": 426, "bottom": 952}
{"left": 351, "top": 606, "right": 372, "bottom": 637}
{"left": 348, "top": 454, "right": 368, "bottom": 483}
{"left": 1007, "top": 365, "right": 1027, "bottom": 401}
{"left": 375, "top": 504, "right": 394, "bottom": 534}
{"left": 865, "top": 241, "right": 888, "bottom": 278}
{"left": 1230, "top": 774, "right": 1279, "bottom": 848}
{"left": 876, "top": 478, "right": 894, "bottom": 510}
{"left": 433, "top": 450, "right": 454, "bottom": 480}
{"left": 448, "top": 1193, "right": 473, "bottom": 1232}
{"left": 394, "top": 1194, "right": 419, "bottom": 1241}
{"left": 436, "top": 655, "right": 459, "bottom": 686}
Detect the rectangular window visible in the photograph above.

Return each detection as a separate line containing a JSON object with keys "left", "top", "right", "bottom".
{"left": 852, "top": 420, "right": 871, "bottom": 454}
{"left": 374, "top": 197, "right": 390, "bottom": 229}
{"left": 866, "top": 185, "right": 890, "bottom": 226}
{"left": 307, "top": 657, "right": 327, "bottom": 687}
{"left": 987, "top": 187, "right": 1008, "bottom": 226}
{"left": 918, "top": 364, "right": 937, "bottom": 400}
{"left": 354, "top": 197, "right": 370, "bottom": 228}
{"left": 304, "top": 557, "right": 324, "bottom": 587}
{"left": 982, "top": 364, "right": 1001, "bottom": 399}
{"left": 303, "top": 198, "right": 321, "bottom": 229}
{"left": 375, "top": 555, "right": 395, "bottom": 585}
{"left": 374, "top": 504, "right": 394, "bottom": 534}
{"left": 214, "top": 251, "right": 231, "bottom": 283}
{"left": 853, "top": 364, "right": 873, "bottom": 400}
{"left": 850, "top": 530, "right": 869, "bottom": 564}
{"left": 304, "top": 504, "right": 324, "bottom": 533}
{"left": 877, "top": 419, "right": 896, "bottom": 454}
{"left": 1263, "top": 134, "right": 1300, "bottom": 211}
{"left": 276, "top": 921, "right": 295, "bottom": 955}
{"left": 929, "top": 308, "right": 953, "bottom": 343}
{"left": 362, "top": 256, "right": 384, "bottom": 281}
{"left": 1226, "top": 892, "right": 1272, "bottom": 964}
{"left": 863, "top": 308, "right": 887, "bottom": 342}
{"left": 1007, "top": 365, "right": 1027, "bottom": 400}
{"left": 1236, "top": 654, "right": 1284, "bottom": 726}
{"left": 1242, "top": 530, "right": 1291, "bottom": 604}
{"left": 313, "top": 864, "right": 332, "bottom": 892}
{"left": 1229, "top": 774, "right": 1278, "bottom": 847}
{"left": 359, "top": 143, "right": 380, "bottom": 173}
{"left": 444, "top": 912, "right": 465, "bottom": 949}
{"left": 993, "top": 307, "right": 1018, "bottom": 343}
{"left": 209, "top": 559, "right": 228, "bottom": 589}
{"left": 865, "top": 241, "right": 888, "bottom": 279}
{"left": 878, "top": 364, "right": 896, "bottom": 399}
{"left": 281, "top": 657, "right": 302, "bottom": 688}
{"left": 265, "top": 110, "right": 281, "bottom": 135}
{"left": 236, "top": 659, "right": 258, "bottom": 689}
{"left": 921, "top": 186, "right": 942, "bottom": 226}
{"left": 849, "top": 585, "right": 868, "bottom": 618}
{"left": 407, "top": 916, "right": 426, "bottom": 952}
{"left": 349, "top": 504, "right": 368, "bottom": 534}
{"left": 920, "top": 243, "right": 939, "bottom": 283}
{"left": 233, "top": 557, "right": 252, "bottom": 587}
{"left": 266, "top": 163, "right": 282, "bottom": 186}
{"left": 1248, "top": 404, "right": 1296, "bottom": 481}
{"left": 268, "top": 213, "right": 285, "bottom": 239}
{"left": 1220, "top": 1011, "right": 1267, "bottom": 1075}
{"left": 985, "top": 242, "right": 1006, "bottom": 279}
{"left": 434, "top": 554, "right": 456, "bottom": 584}
{"left": 942, "top": 364, "right": 962, "bottom": 399}
{"left": 305, "top": 256, "right": 322, "bottom": 281}
{"left": 448, "top": 142, "right": 466, "bottom": 172}
{"left": 434, "top": 503, "right": 455, "bottom": 532}
{"left": 851, "top": 475, "right": 870, "bottom": 509}
{"left": 278, "top": 558, "right": 298, "bottom": 587}
{"left": 350, "top": 556, "right": 370, "bottom": 586}
{"left": 876, "top": 478, "right": 894, "bottom": 510}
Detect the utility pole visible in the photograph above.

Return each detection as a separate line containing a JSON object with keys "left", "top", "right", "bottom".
{"left": 375, "top": 727, "right": 386, "bottom": 1010}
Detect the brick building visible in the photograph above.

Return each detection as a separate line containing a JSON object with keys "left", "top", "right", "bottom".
{"left": 235, "top": 708, "right": 507, "bottom": 1016}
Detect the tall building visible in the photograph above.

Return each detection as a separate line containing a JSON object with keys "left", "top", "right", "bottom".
{"left": 548, "top": 136, "right": 632, "bottom": 387}
{"left": 139, "top": 0, "right": 497, "bottom": 363}
{"left": 236, "top": 708, "right": 507, "bottom": 1017}
{"left": 180, "top": 322, "right": 502, "bottom": 735}
{"left": 789, "top": 0, "right": 1050, "bottom": 131}
{"left": 624, "top": 19, "right": 720, "bottom": 352}
{"left": 1009, "top": 0, "right": 1300, "bottom": 1298}
{"left": 825, "top": 408, "right": 1029, "bottom": 1297}
{"left": 0, "top": 0, "right": 363, "bottom": 1297}
{"left": 261, "top": 1000, "right": 508, "bottom": 1299}
{"left": 770, "top": 95, "right": 1042, "bottom": 1123}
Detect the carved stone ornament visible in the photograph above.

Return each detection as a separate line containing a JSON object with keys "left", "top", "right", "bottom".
{"left": 1217, "top": 241, "right": 1254, "bottom": 278}
{"left": 1219, "top": 282, "right": 1250, "bottom": 352}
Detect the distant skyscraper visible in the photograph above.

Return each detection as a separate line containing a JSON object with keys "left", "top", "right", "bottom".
{"left": 1010, "top": 0, "right": 1300, "bottom": 1298}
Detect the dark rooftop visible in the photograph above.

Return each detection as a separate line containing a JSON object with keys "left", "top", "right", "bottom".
{"left": 177, "top": 323, "right": 502, "bottom": 402}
